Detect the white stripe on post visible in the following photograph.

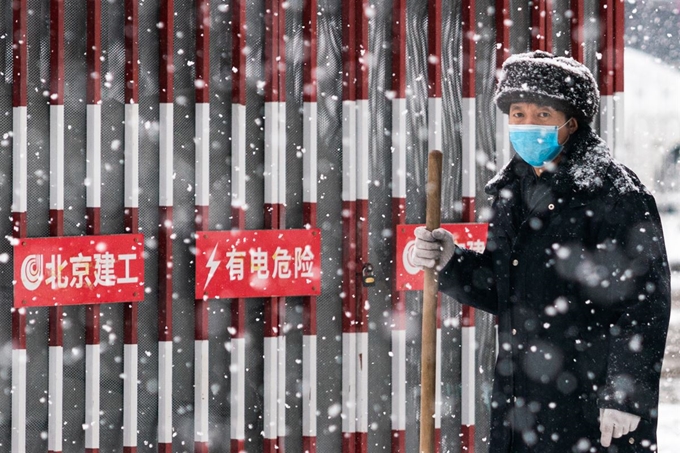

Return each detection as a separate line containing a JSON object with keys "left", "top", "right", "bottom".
{"left": 461, "top": 97, "right": 476, "bottom": 209}
{"left": 428, "top": 97, "right": 443, "bottom": 152}
{"left": 159, "top": 104, "right": 174, "bottom": 208}
{"left": 264, "top": 102, "right": 280, "bottom": 209}
{"left": 302, "top": 103, "right": 318, "bottom": 215}
{"left": 599, "top": 95, "right": 614, "bottom": 149}
{"left": 390, "top": 329, "right": 406, "bottom": 430}
{"left": 12, "top": 107, "right": 28, "bottom": 218}
{"left": 11, "top": 346, "right": 27, "bottom": 453}
{"left": 48, "top": 346, "right": 64, "bottom": 453}
{"left": 158, "top": 340, "right": 173, "bottom": 446}
{"left": 85, "top": 343, "right": 101, "bottom": 450}
{"left": 230, "top": 337, "right": 246, "bottom": 446}
{"left": 86, "top": 105, "right": 102, "bottom": 210}
{"left": 50, "top": 105, "right": 65, "bottom": 212}
{"left": 194, "top": 339, "right": 209, "bottom": 444}
{"left": 263, "top": 335, "right": 279, "bottom": 445}
{"left": 123, "top": 343, "right": 138, "bottom": 449}
{"left": 495, "top": 107, "right": 510, "bottom": 168}
{"left": 195, "top": 103, "right": 210, "bottom": 209}
{"left": 302, "top": 334, "right": 317, "bottom": 439}
{"left": 232, "top": 104, "right": 247, "bottom": 212}
{"left": 341, "top": 332, "right": 357, "bottom": 439}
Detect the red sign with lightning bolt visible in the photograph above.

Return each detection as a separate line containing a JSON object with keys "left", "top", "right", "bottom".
{"left": 195, "top": 229, "right": 322, "bottom": 299}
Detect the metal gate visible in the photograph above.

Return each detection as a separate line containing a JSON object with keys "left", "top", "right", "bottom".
{"left": 0, "top": 0, "right": 624, "bottom": 451}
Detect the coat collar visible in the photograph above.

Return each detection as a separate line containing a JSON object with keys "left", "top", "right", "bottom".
{"left": 485, "top": 127, "right": 646, "bottom": 197}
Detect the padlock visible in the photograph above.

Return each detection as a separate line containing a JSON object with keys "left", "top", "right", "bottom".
{"left": 362, "top": 263, "right": 376, "bottom": 287}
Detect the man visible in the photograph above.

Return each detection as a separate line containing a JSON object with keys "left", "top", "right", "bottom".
{"left": 414, "top": 51, "right": 671, "bottom": 452}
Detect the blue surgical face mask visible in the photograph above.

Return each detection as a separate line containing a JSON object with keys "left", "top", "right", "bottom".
{"left": 508, "top": 121, "right": 570, "bottom": 167}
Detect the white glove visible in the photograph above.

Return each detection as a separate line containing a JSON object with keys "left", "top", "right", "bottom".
{"left": 413, "top": 227, "right": 456, "bottom": 270}
{"left": 599, "top": 408, "right": 641, "bottom": 447}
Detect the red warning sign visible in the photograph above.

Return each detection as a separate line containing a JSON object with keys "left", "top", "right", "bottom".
{"left": 394, "top": 223, "right": 488, "bottom": 291}
{"left": 13, "top": 234, "right": 145, "bottom": 307}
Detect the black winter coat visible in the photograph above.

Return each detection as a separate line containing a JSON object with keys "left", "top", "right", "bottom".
{"left": 440, "top": 128, "right": 671, "bottom": 452}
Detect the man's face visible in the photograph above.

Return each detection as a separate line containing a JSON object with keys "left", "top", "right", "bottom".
{"left": 508, "top": 102, "right": 575, "bottom": 145}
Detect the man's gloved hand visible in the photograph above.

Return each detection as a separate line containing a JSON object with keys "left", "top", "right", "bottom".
{"left": 599, "top": 408, "right": 641, "bottom": 447}
{"left": 413, "top": 227, "right": 456, "bottom": 270}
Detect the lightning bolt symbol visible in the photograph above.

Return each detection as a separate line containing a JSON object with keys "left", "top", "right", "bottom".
{"left": 204, "top": 244, "right": 220, "bottom": 290}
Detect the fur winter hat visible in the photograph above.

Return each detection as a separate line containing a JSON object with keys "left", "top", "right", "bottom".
{"left": 494, "top": 50, "right": 600, "bottom": 123}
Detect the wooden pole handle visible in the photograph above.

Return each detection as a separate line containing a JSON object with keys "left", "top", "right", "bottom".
{"left": 419, "top": 150, "right": 442, "bottom": 453}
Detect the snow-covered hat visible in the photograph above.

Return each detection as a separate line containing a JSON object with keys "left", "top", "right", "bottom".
{"left": 494, "top": 50, "right": 600, "bottom": 123}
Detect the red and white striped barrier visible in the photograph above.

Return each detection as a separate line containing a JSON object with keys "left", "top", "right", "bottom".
{"left": 264, "top": 0, "right": 287, "bottom": 449}
{"left": 391, "top": 0, "right": 407, "bottom": 448}
{"left": 231, "top": 0, "right": 247, "bottom": 450}
{"left": 86, "top": 0, "right": 103, "bottom": 450}
{"left": 342, "top": 0, "right": 358, "bottom": 449}
{"left": 355, "top": 1, "right": 370, "bottom": 450}
{"left": 11, "top": 1, "right": 28, "bottom": 451}
{"left": 48, "top": 0, "right": 65, "bottom": 451}
{"left": 124, "top": 1, "right": 140, "bottom": 450}
{"left": 194, "top": 0, "right": 211, "bottom": 450}
{"left": 462, "top": 0, "right": 477, "bottom": 450}
{"left": 158, "top": 0, "right": 175, "bottom": 450}
{"left": 302, "top": 0, "right": 319, "bottom": 449}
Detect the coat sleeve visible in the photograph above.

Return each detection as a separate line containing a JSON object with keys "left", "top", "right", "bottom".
{"left": 589, "top": 192, "right": 671, "bottom": 420}
{"left": 438, "top": 245, "right": 499, "bottom": 315}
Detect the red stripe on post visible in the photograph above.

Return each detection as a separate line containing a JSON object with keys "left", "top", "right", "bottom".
{"left": 264, "top": 0, "right": 280, "bottom": 104}
{"left": 12, "top": 0, "right": 27, "bottom": 108}
{"left": 342, "top": 433, "right": 357, "bottom": 453}
{"left": 125, "top": 303, "right": 139, "bottom": 344}
{"left": 302, "top": 0, "right": 318, "bottom": 103}
{"left": 495, "top": 0, "right": 510, "bottom": 68}
{"left": 264, "top": 438, "right": 277, "bottom": 453}
{"left": 125, "top": 0, "right": 139, "bottom": 104}
{"left": 158, "top": 206, "right": 173, "bottom": 342}
{"left": 159, "top": 0, "right": 174, "bottom": 104}
{"left": 355, "top": 0, "right": 369, "bottom": 101}
{"left": 195, "top": 299, "right": 209, "bottom": 341}
{"left": 86, "top": 207, "right": 101, "bottom": 236}
{"left": 614, "top": 0, "right": 624, "bottom": 93}
{"left": 461, "top": 425, "right": 475, "bottom": 452}
{"left": 232, "top": 0, "right": 247, "bottom": 105}
{"left": 49, "top": 307, "right": 64, "bottom": 347}
{"left": 356, "top": 197, "right": 370, "bottom": 335}
{"left": 85, "top": 448, "right": 100, "bottom": 453}
{"left": 342, "top": 200, "right": 357, "bottom": 334}
{"left": 158, "top": 443, "right": 172, "bottom": 453}
{"left": 264, "top": 298, "right": 279, "bottom": 338}
{"left": 12, "top": 308, "right": 26, "bottom": 349}
{"left": 231, "top": 439, "right": 245, "bottom": 453}
{"left": 123, "top": 446, "right": 137, "bottom": 453}
{"left": 49, "top": 210, "right": 64, "bottom": 236}
{"left": 303, "top": 436, "right": 317, "bottom": 453}
{"left": 277, "top": 0, "right": 286, "bottom": 104}
{"left": 392, "top": 0, "right": 407, "bottom": 99}
{"left": 391, "top": 431, "right": 405, "bottom": 453}
{"left": 569, "top": 0, "right": 585, "bottom": 62}
{"left": 462, "top": 0, "right": 476, "bottom": 98}
{"left": 194, "top": 442, "right": 208, "bottom": 453}
{"left": 427, "top": 0, "right": 442, "bottom": 99}
{"left": 87, "top": 0, "right": 101, "bottom": 104}
{"left": 599, "top": 0, "right": 615, "bottom": 96}
{"left": 12, "top": 212, "right": 27, "bottom": 239}
{"left": 195, "top": 205, "right": 209, "bottom": 231}
{"left": 462, "top": 306, "right": 475, "bottom": 328}
{"left": 125, "top": 207, "right": 139, "bottom": 234}
{"left": 462, "top": 197, "right": 476, "bottom": 223}
{"left": 342, "top": 0, "right": 357, "bottom": 102}
{"left": 86, "top": 306, "right": 101, "bottom": 344}
{"left": 49, "top": 0, "right": 64, "bottom": 106}
{"left": 195, "top": 0, "right": 210, "bottom": 104}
